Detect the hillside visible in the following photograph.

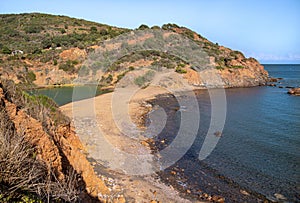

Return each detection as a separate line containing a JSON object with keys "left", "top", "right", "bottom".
{"left": 0, "top": 13, "right": 270, "bottom": 202}
{"left": 0, "top": 13, "right": 268, "bottom": 88}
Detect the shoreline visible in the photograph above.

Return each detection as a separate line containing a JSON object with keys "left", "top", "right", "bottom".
{"left": 60, "top": 86, "right": 273, "bottom": 202}
{"left": 145, "top": 90, "right": 274, "bottom": 202}
{"left": 60, "top": 86, "right": 196, "bottom": 202}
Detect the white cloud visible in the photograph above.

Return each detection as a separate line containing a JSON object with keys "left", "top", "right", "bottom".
{"left": 245, "top": 52, "right": 300, "bottom": 63}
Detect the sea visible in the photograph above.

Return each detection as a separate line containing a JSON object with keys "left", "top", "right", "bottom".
{"left": 147, "top": 64, "right": 300, "bottom": 202}
{"left": 35, "top": 64, "right": 300, "bottom": 202}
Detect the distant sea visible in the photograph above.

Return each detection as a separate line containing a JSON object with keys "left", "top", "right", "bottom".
{"left": 148, "top": 64, "right": 300, "bottom": 202}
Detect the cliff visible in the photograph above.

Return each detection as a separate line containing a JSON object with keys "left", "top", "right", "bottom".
{"left": 0, "top": 79, "right": 109, "bottom": 202}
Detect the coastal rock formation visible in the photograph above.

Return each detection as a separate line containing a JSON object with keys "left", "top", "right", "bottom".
{"left": 218, "top": 57, "right": 268, "bottom": 88}
{"left": 288, "top": 87, "right": 300, "bottom": 95}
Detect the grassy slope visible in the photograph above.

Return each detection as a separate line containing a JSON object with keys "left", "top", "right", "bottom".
{"left": 0, "top": 13, "right": 259, "bottom": 87}
{"left": 0, "top": 13, "right": 128, "bottom": 53}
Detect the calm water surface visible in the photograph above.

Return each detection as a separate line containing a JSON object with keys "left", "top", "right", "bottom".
{"left": 149, "top": 64, "right": 299, "bottom": 202}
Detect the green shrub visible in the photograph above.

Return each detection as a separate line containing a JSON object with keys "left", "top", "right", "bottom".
{"left": 32, "top": 48, "right": 42, "bottom": 54}
{"left": 73, "top": 21, "right": 81, "bottom": 26}
{"left": 60, "top": 28, "right": 66, "bottom": 34}
{"left": 117, "top": 73, "right": 125, "bottom": 82}
{"left": 216, "top": 66, "right": 224, "bottom": 70}
{"left": 175, "top": 66, "right": 187, "bottom": 74}
{"left": 138, "top": 24, "right": 149, "bottom": 30}
{"left": 162, "top": 23, "right": 180, "bottom": 30}
{"left": 58, "top": 60, "right": 78, "bottom": 73}
{"left": 41, "top": 38, "right": 52, "bottom": 49}
{"left": 27, "top": 71, "right": 36, "bottom": 82}
{"left": 90, "top": 26, "right": 97, "bottom": 33}
{"left": 53, "top": 59, "right": 58, "bottom": 66}
{"left": 231, "top": 65, "right": 244, "bottom": 69}
{"left": 1, "top": 46, "right": 11, "bottom": 54}
{"left": 24, "top": 25, "right": 44, "bottom": 34}
{"left": 134, "top": 70, "right": 155, "bottom": 87}
{"left": 151, "top": 25, "right": 160, "bottom": 30}
{"left": 99, "top": 28, "right": 108, "bottom": 35}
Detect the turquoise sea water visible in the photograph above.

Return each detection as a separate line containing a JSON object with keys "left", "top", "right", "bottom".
{"left": 32, "top": 86, "right": 110, "bottom": 106}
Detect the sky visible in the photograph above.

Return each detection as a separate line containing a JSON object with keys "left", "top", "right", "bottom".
{"left": 0, "top": 0, "right": 299, "bottom": 64}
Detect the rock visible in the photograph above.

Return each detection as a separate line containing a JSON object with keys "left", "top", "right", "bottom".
{"left": 140, "top": 140, "right": 150, "bottom": 148}
{"left": 278, "top": 86, "right": 283, "bottom": 88}
{"left": 268, "top": 83, "right": 276, "bottom": 87}
{"left": 114, "top": 196, "right": 126, "bottom": 203}
{"left": 212, "top": 195, "right": 221, "bottom": 201}
{"left": 240, "top": 189, "right": 250, "bottom": 196}
{"left": 274, "top": 193, "right": 287, "bottom": 200}
{"left": 214, "top": 131, "right": 222, "bottom": 137}
{"left": 268, "top": 78, "right": 279, "bottom": 82}
{"left": 170, "top": 170, "right": 177, "bottom": 175}
{"left": 288, "top": 87, "right": 300, "bottom": 95}
{"left": 186, "top": 189, "right": 191, "bottom": 194}
{"left": 217, "top": 197, "right": 225, "bottom": 203}
{"left": 59, "top": 47, "right": 87, "bottom": 61}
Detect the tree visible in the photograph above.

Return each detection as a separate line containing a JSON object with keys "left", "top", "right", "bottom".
{"left": 162, "top": 23, "right": 180, "bottom": 30}
{"left": 151, "top": 25, "right": 160, "bottom": 30}
{"left": 138, "top": 24, "right": 149, "bottom": 30}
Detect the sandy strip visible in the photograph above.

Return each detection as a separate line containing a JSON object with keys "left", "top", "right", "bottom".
{"left": 61, "top": 86, "right": 199, "bottom": 202}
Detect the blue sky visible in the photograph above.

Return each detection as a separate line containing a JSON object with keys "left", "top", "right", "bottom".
{"left": 0, "top": 0, "right": 299, "bottom": 63}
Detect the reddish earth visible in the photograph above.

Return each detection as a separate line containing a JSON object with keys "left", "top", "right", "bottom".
{"left": 0, "top": 82, "right": 109, "bottom": 202}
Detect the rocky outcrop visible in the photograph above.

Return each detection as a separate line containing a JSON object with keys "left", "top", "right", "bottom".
{"left": 183, "top": 58, "right": 268, "bottom": 88}
{"left": 218, "top": 58, "right": 268, "bottom": 88}
{"left": 59, "top": 47, "right": 87, "bottom": 61}
{"left": 0, "top": 79, "right": 109, "bottom": 202}
{"left": 288, "top": 87, "right": 300, "bottom": 95}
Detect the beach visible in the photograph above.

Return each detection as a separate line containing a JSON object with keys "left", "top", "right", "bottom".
{"left": 61, "top": 86, "right": 198, "bottom": 202}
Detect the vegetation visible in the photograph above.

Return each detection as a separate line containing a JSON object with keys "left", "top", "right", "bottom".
{"left": 0, "top": 79, "right": 82, "bottom": 202}
{"left": 175, "top": 64, "right": 187, "bottom": 74}
{"left": 162, "top": 23, "right": 180, "bottom": 30}
{"left": 1, "top": 46, "right": 11, "bottom": 54}
{"left": 134, "top": 70, "right": 155, "bottom": 87}
{"left": 231, "top": 65, "right": 244, "bottom": 69}
{"left": 0, "top": 13, "right": 251, "bottom": 86}
{"left": 138, "top": 24, "right": 149, "bottom": 30}
{"left": 27, "top": 71, "right": 36, "bottom": 82}
{"left": 0, "top": 13, "right": 129, "bottom": 54}
{"left": 59, "top": 60, "right": 78, "bottom": 73}
{"left": 151, "top": 25, "right": 160, "bottom": 30}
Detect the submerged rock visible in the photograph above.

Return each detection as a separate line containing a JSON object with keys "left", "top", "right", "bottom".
{"left": 288, "top": 87, "right": 300, "bottom": 95}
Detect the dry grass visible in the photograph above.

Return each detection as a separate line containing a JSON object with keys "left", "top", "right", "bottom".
{"left": 0, "top": 80, "right": 82, "bottom": 202}
{"left": 0, "top": 109, "right": 81, "bottom": 202}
